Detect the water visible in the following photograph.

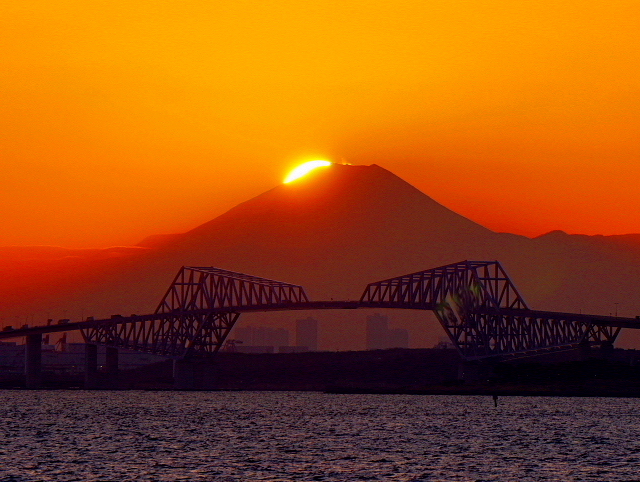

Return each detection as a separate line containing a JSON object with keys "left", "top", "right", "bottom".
{"left": 1, "top": 391, "right": 639, "bottom": 481}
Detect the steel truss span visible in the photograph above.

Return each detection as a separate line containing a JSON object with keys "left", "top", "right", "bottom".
{"left": 83, "top": 312, "right": 240, "bottom": 358}
{"left": 84, "top": 267, "right": 308, "bottom": 358}
{"left": 2, "top": 261, "right": 638, "bottom": 360}
{"left": 361, "top": 260, "right": 621, "bottom": 360}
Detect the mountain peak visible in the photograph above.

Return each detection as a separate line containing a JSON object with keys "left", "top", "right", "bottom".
{"left": 535, "top": 230, "right": 569, "bottom": 239}
{"left": 178, "top": 162, "right": 492, "bottom": 245}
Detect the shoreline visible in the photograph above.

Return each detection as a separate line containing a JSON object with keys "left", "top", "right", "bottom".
{"left": 2, "top": 347, "right": 640, "bottom": 395}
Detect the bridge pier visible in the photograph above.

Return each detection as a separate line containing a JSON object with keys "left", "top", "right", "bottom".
{"left": 105, "top": 347, "right": 119, "bottom": 388}
{"left": 84, "top": 343, "right": 98, "bottom": 389}
{"left": 106, "top": 347, "right": 118, "bottom": 374}
{"left": 600, "top": 341, "right": 615, "bottom": 359}
{"left": 25, "top": 334, "right": 42, "bottom": 389}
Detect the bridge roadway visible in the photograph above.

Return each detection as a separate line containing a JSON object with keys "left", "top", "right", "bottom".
{"left": 2, "top": 301, "right": 640, "bottom": 341}
{"left": 0, "top": 301, "right": 361, "bottom": 340}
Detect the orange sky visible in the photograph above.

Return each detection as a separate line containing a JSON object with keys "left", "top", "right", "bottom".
{"left": 2, "top": 1, "right": 639, "bottom": 248}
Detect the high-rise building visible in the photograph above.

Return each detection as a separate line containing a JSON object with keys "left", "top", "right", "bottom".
{"left": 295, "top": 317, "right": 318, "bottom": 351}
{"left": 388, "top": 327, "right": 409, "bottom": 349}
{"left": 366, "top": 314, "right": 409, "bottom": 350}
{"left": 365, "top": 313, "right": 388, "bottom": 350}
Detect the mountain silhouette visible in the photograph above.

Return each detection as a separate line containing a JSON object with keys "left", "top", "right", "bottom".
{"left": 2, "top": 163, "right": 640, "bottom": 349}
{"left": 141, "top": 164, "right": 499, "bottom": 295}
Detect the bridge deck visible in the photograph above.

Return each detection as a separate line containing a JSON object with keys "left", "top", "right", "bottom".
{"left": 0, "top": 301, "right": 359, "bottom": 340}
{"left": 1, "top": 301, "right": 639, "bottom": 341}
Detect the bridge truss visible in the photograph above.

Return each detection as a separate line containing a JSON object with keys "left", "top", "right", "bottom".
{"left": 361, "top": 260, "right": 621, "bottom": 359}
{"left": 82, "top": 267, "right": 309, "bottom": 358}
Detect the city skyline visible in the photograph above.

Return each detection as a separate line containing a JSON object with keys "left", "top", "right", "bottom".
{"left": 3, "top": 2, "right": 639, "bottom": 480}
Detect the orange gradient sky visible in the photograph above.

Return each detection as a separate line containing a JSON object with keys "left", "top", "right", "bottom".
{"left": 2, "top": 1, "right": 639, "bottom": 248}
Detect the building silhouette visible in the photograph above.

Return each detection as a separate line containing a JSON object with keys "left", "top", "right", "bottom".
{"left": 0, "top": 340, "right": 164, "bottom": 375}
{"left": 233, "top": 325, "right": 290, "bottom": 353}
{"left": 365, "top": 314, "right": 409, "bottom": 350}
{"left": 295, "top": 317, "right": 318, "bottom": 351}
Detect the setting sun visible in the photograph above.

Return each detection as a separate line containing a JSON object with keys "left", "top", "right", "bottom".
{"left": 284, "top": 160, "right": 332, "bottom": 184}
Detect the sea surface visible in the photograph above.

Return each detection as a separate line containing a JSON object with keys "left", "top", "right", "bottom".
{"left": 0, "top": 391, "right": 639, "bottom": 481}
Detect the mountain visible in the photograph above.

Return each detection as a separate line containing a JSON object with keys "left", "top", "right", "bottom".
{"left": 2, "top": 164, "right": 640, "bottom": 349}
{"left": 148, "top": 164, "right": 500, "bottom": 295}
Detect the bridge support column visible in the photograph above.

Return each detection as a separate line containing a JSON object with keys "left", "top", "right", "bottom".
{"left": 106, "top": 347, "right": 118, "bottom": 373}
{"left": 600, "top": 341, "right": 614, "bottom": 359}
{"left": 84, "top": 343, "right": 98, "bottom": 389}
{"left": 105, "top": 347, "right": 119, "bottom": 388}
{"left": 173, "top": 359, "right": 195, "bottom": 390}
{"left": 25, "top": 334, "right": 42, "bottom": 389}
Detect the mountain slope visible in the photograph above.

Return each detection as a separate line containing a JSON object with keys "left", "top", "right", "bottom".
{"left": 151, "top": 164, "right": 502, "bottom": 295}
{"left": 2, "top": 163, "right": 640, "bottom": 348}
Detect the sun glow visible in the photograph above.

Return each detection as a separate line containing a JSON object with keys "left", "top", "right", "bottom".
{"left": 284, "top": 160, "right": 332, "bottom": 183}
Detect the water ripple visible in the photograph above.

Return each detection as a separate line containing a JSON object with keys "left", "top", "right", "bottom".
{"left": 0, "top": 392, "right": 639, "bottom": 481}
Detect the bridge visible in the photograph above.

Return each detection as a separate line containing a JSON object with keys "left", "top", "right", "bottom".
{"left": 2, "top": 260, "right": 639, "bottom": 388}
